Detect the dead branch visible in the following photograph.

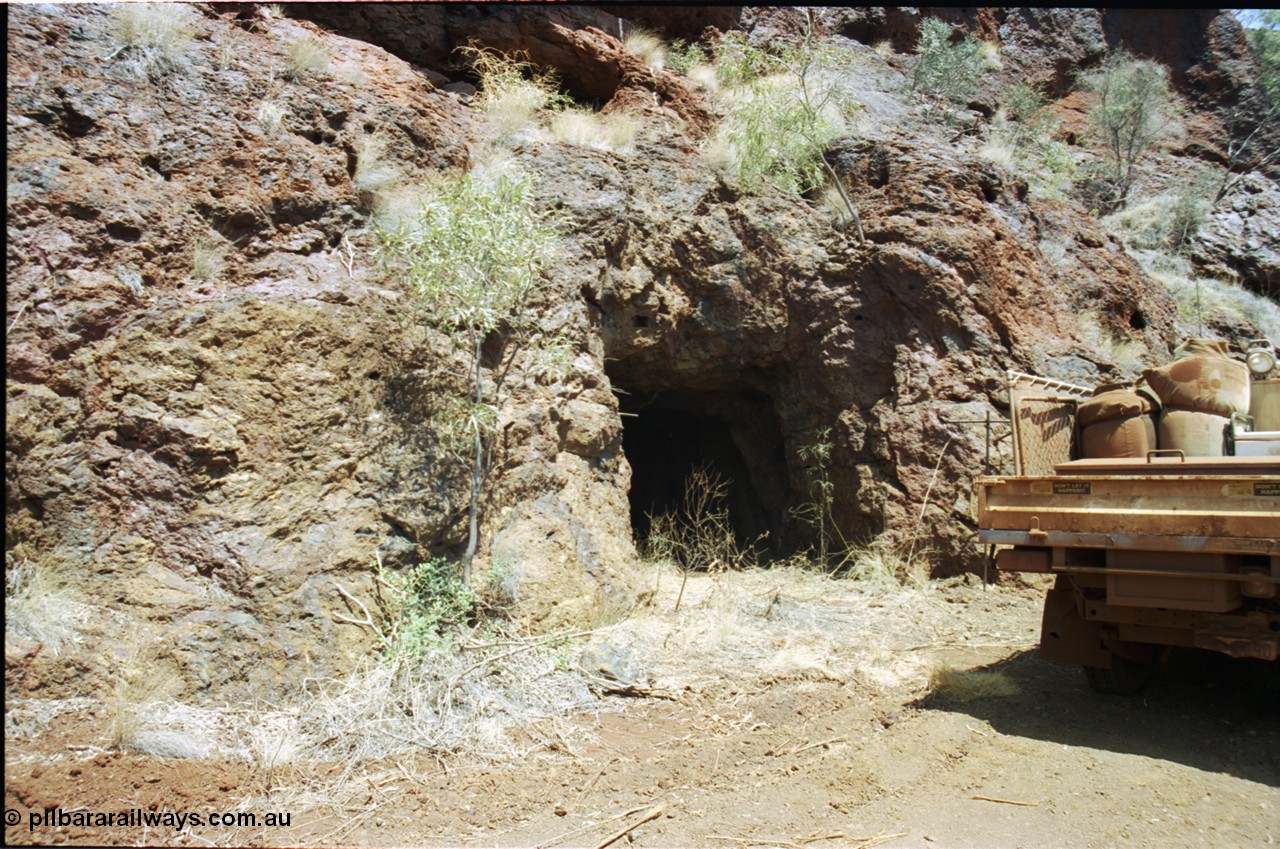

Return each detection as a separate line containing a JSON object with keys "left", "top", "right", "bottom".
{"left": 710, "top": 836, "right": 804, "bottom": 849}
{"left": 855, "top": 833, "right": 909, "bottom": 849}
{"left": 786, "top": 736, "right": 847, "bottom": 755}
{"left": 593, "top": 805, "right": 664, "bottom": 849}
{"left": 972, "top": 794, "right": 1039, "bottom": 807}
{"left": 331, "top": 581, "right": 379, "bottom": 632}
{"left": 536, "top": 804, "right": 648, "bottom": 849}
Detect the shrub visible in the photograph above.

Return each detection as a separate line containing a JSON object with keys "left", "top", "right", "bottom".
{"left": 910, "top": 17, "right": 990, "bottom": 116}
{"left": 790, "top": 428, "right": 847, "bottom": 569}
{"left": 984, "top": 83, "right": 1078, "bottom": 197}
{"left": 107, "top": 3, "right": 198, "bottom": 79}
{"left": 378, "top": 558, "right": 475, "bottom": 657}
{"left": 460, "top": 44, "right": 573, "bottom": 141}
{"left": 643, "top": 466, "right": 750, "bottom": 572}
{"left": 1079, "top": 50, "right": 1177, "bottom": 211}
{"left": 666, "top": 38, "right": 709, "bottom": 76}
{"left": 1243, "top": 10, "right": 1280, "bottom": 107}
{"left": 703, "top": 30, "right": 861, "bottom": 202}
{"left": 282, "top": 33, "right": 329, "bottom": 80}
{"left": 1100, "top": 169, "right": 1214, "bottom": 252}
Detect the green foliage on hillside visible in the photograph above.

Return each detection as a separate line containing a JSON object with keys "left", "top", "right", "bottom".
{"left": 1244, "top": 10, "right": 1280, "bottom": 107}
{"left": 704, "top": 31, "right": 858, "bottom": 196}
{"left": 983, "top": 83, "right": 1077, "bottom": 198}
{"left": 911, "top": 18, "right": 991, "bottom": 116}
{"left": 1079, "top": 50, "right": 1177, "bottom": 211}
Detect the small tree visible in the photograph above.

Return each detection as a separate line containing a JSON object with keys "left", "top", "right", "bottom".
{"left": 1079, "top": 50, "right": 1177, "bottom": 211}
{"left": 375, "top": 169, "right": 564, "bottom": 585}
{"left": 910, "top": 17, "right": 990, "bottom": 119}
{"left": 790, "top": 428, "right": 852, "bottom": 570}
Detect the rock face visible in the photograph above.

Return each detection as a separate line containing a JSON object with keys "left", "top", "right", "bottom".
{"left": 4, "top": 4, "right": 1272, "bottom": 702}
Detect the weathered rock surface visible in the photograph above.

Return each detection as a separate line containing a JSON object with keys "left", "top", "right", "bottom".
{"left": 1194, "top": 172, "right": 1280, "bottom": 295}
{"left": 5, "top": 4, "right": 1274, "bottom": 703}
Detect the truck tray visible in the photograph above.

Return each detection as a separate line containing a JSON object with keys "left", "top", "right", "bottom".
{"left": 975, "top": 467, "right": 1280, "bottom": 554}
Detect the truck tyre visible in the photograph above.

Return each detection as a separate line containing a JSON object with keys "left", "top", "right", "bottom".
{"left": 1083, "top": 657, "right": 1153, "bottom": 695}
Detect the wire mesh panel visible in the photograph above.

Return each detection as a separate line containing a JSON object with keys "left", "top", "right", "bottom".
{"left": 1008, "top": 371, "right": 1091, "bottom": 476}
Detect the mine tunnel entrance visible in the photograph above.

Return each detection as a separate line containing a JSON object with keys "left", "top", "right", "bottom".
{"left": 617, "top": 387, "right": 797, "bottom": 559}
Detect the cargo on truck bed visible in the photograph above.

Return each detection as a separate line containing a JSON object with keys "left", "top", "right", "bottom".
{"left": 975, "top": 358, "right": 1280, "bottom": 693}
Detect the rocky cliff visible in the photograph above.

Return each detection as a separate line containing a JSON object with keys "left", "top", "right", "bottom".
{"left": 6, "top": 4, "right": 1277, "bottom": 701}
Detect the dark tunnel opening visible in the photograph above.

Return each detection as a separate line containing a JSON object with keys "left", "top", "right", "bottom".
{"left": 617, "top": 387, "right": 798, "bottom": 559}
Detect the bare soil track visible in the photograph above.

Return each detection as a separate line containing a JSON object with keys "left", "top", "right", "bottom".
{"left": 6, "top": 571, "right": 1279, "bottom": 848}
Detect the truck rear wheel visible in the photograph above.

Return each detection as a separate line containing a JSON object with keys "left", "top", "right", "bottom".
{"left": 1083, "top": 656, "right": 1153, "bottom": 695}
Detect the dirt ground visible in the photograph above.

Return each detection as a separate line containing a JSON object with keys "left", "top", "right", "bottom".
{"left": 6, "top": 566, "right": 1279, "bottom": 849}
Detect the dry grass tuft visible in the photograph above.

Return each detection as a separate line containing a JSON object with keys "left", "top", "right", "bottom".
{"left": 978, "top": 137, "right": 1018, "bottom": 170}
{"left": 928, "top": 664, "right": 1020, "bottom": 701}
{"left": 109, "top": 654, "right": 181, "bottom": 752}
{"left": 623, "top": 28, "right": 667, "bottom": 70}
{"left": 1136, "top": 250, "right": 1280, "bottom": 339}
{"left": 5, "top": 697, "right": 99, "bottom": 742}
{"left": 462, "top": 45, "right": 571, "bottom": 142}
{"left": 257, "top": 100, "right": 289, "bottom": 137}
{"left": 5, "top": 558, "right": 89, "bottom": 656}
{"left": 190, "top": 238, "right": 229, "bottom": 284}
{"left": 547, "top": 109, "right": 641, "bottom": 153}
{"left": 282, "top": 33, "right": 329, "bottom": 81}
{"left": 687, "top": 63, "right": 720, "bottom": 92}
{"left": 190, "top": 630, "right": 601, "bottom": 808}
{"left": 817, "top": 183, "right": 856, "bottom": 228}
{"left": 843, "top": 537, "right": 927, "bottom": 588}
{"left": 1078, "top": 310, "right": 1148, "bottom": 375}
{"left": 979, "top": 40, "right": 1004, "bottom": 71}
{"left": 107, "top": 3, "right": 199, "bottom": 79}
{"left": 353, "top": 132, "right": 402, "bottom": 197}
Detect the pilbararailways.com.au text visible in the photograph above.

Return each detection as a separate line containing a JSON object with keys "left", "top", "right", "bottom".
{"left": 14, "top": 807, "right": 292, "bottom": 831}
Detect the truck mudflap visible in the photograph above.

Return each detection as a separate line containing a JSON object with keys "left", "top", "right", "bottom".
{"left": 1039, "top": 582, "right": 1111, "bottom": 667}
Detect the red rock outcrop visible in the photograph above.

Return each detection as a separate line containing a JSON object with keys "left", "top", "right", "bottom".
{"left": 4, "top": 4, "right": 1270, "bottom": 705}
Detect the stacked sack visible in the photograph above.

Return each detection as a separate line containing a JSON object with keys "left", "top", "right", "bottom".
{"left": 1141, "top": 339, "right": 1251, "bottom": 457}
{"left": 1077, "top": 383, "right": 1159, "bottom": 459}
